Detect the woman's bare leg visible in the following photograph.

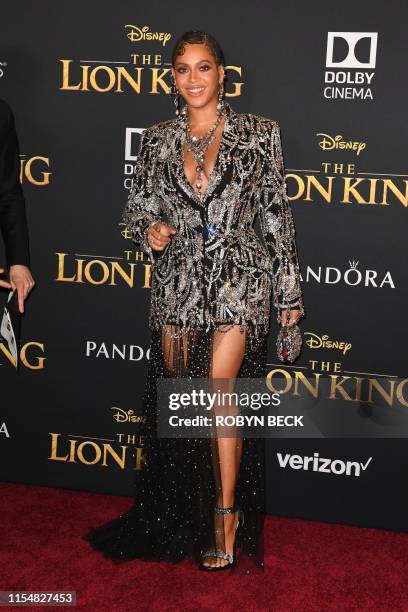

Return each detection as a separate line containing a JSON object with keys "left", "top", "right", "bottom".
{"left": 203, "top": 325, "right": 247, "bottom": 568}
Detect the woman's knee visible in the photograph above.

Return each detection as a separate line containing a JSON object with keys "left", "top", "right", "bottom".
{"left": 211, "top": 325, "right": 246, "bottom": 378}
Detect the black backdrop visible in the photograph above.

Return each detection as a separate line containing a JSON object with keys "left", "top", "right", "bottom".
{"left": 1, "top": 1, "right": 408, "bottom": 532}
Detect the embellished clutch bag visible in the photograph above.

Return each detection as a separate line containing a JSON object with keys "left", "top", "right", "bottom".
{"left": 276, "top": 321, "right": 302, "bottom": 363}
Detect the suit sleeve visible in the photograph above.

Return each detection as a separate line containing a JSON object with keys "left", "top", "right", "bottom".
{"left": 120, "top": 127, "right": 164, "bottom": 264}
{"left": 257, "top": 120, "right": 305, "bottom": 322}
{"left": 0, "top": 103, "right": 31, "bottom": 269}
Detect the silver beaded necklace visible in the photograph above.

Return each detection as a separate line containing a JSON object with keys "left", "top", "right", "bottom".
{"left": 184, "top": 103, "right": 226, "bottom": 194}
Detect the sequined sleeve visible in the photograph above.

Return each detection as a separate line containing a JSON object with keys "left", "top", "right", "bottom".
{"left": 120, "top": 127, "right": 163, "bottom": 263}
{"left": 258, "top": 121, "right": 305, "bottom": 322}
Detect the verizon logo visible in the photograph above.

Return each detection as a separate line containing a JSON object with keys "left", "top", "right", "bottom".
{"left": 277, "top": 452, "right": 372, "bottom": 477}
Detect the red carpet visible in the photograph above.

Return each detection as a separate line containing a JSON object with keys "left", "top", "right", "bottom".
{"left": 1, "top": 482, "right": 408, "bottom": 611}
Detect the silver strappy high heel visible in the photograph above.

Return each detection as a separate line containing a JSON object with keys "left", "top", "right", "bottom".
{"left": 199, "top": 505, "right": 244, "bottom": 571}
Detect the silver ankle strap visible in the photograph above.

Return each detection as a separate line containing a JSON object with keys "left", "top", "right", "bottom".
{"left": 214, "top": 505, "right": 238, "bottom": 514}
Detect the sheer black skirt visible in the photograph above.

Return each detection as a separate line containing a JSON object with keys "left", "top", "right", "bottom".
{"left": 83, "top": 323, "right": 267, "bottom": 572}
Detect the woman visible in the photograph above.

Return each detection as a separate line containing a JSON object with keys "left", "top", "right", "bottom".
{"left": 84, "top": 30, "right": 305, "bottom": 572}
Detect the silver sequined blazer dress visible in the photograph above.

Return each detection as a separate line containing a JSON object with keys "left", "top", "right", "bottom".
{"left": 121, "top": 100, "right": 305, "bottom": 341}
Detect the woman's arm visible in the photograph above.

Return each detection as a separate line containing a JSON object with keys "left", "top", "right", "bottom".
{"left": 257, "top": 120, "right": 305, "bottom": 324}
{"left": 120, "top": 127, "right": 164, "bottom": 263}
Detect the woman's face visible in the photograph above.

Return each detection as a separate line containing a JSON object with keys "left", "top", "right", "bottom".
{"left": 172, "top": 43, "right": 224, "bottom": 111}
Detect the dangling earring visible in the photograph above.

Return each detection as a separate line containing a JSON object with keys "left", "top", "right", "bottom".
{"left": 170, "top": 76, "right": 181, "bottom": 116}
{"left": 217, "top": 80, "right": 225, "bottom": 110}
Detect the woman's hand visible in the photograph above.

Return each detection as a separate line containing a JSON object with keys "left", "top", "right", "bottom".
{"left": 147, "top": 221, "right": 176, "bottom": 252}
{"left": 280, "top": 308, "right": 301, "bottom": 327}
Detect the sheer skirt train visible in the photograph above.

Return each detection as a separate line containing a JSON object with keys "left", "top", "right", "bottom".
{"left": 84, "top": 323, "right": 266, "bottom": 572}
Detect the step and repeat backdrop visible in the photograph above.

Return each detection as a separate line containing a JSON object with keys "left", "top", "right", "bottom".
{"left": 1, "top": 2, "right": 407, "bottom": 531}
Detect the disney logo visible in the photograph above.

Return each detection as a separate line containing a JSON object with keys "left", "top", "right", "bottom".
{"left": 111, "top": 407, "right": 145, "bottom": 423}
{"left": 125, "top": 25, "right": 171, "bottom": 46}
{"left": 304, "top": 333, "right": 352, "bottom": 355}
{"left": 317, "top": 133, "right": 366, "bottom": 156}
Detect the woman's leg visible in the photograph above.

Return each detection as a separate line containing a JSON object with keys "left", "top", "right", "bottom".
{"left": 202, "top": 324, "right": 247, "bottom": 568}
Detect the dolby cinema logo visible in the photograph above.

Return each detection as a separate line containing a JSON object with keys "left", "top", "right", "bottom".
{"left": 124, "top": 127, "right": 145, "bottom": 190}
{"left": 324, "top": 32, "right": 378, "bottom": 101}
